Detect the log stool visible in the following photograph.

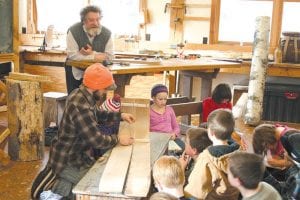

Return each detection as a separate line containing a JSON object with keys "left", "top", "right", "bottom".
{"left": 43, "top": 92, "right": 67, "bottom": 128}
{"left": 6, "top": 72, "right": 50, "bottom": 161}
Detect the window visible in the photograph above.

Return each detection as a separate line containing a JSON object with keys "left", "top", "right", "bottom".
{"left": 282, "top": 2, "right": 300, "bottom": 33}
{"left": 36, "top": 0, "right": 140, "bottom": 35}
{"left": 218, "top": 0, "right": 273, "bottom": 43}
{"left": 36, "top": 0, "right": 85, "bottom": 33}
{"left": 90, "top": 0, "right": 140, "bottom": 36}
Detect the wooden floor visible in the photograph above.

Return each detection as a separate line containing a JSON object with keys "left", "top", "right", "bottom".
{"left": 1, "top": 73, "right": 300, "bottom": 200}
{"left": 0, "top": 74, "right": 165, "bottom": 200}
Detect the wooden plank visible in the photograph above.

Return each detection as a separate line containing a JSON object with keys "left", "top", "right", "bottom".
{"left": 169, "top": 0, "right": 185, "bottom": 43}
{"left": 73, "top": 133, "right": 170, "bottom": 198}
{"left": 0, "top": 128, "right": 10, "bottom": 144}
{"left": 184, "top": 16, "right": 210, "bottom": 21}
{"left": 124, "top": 142, "right": 151, "bottom": 197}
{"left": 13, "top": 0, "right": 19, "bottom": 71}
{"left": 24, "top": 64, "right": 67, "bottom": 93}
{"left": 209, "top": 0, "right": 221, "bottom": 44}
{"left": 98, "top": 145, "right": 132, "bottom": 193}
{"left": 7, "top": 72, "right": 51, "bottom": 83}
{"left": 169, "top": 101, "right": 202, "bottom": 116}
{"left": 270, "top": 0, "right": 283, "bottom": 51}
{"left": 121, "top": 98, "right": 150, "bottom": 141}
{"left": 186, "top": 3, "right": 211, "bottom": 8}
{"left": 66, "top": 58, "right": 161, "bottom": 68}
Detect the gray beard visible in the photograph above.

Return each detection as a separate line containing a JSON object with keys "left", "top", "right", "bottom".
{"left": 86, "top": 27, "right": 101, "bottom": 37}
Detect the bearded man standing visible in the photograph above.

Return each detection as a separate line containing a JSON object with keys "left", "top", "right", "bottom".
{"left": 65, "top": 5, "right": 113, "bottom": 94}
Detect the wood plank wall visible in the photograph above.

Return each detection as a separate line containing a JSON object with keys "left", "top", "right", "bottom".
{"left": 23, "top": 64, "right": 67, "bottom": 93}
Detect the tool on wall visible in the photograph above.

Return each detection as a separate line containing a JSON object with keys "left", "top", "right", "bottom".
{"left": 164, "top": 0, "right": 186, "bottom": 43}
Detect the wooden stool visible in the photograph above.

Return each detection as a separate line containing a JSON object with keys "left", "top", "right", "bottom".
{"left": 43, "top": 92, "right": 67, "bottom": 128}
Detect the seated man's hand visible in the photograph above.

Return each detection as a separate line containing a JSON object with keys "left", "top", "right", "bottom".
{"left": 121, "top": 113, "right": 135, "bottom": 124}
{"left": 118, "top": 134, "right": 134, "bottom": 146}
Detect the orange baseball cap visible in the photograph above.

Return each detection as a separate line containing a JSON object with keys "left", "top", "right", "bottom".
{"left": 83, "top": 63, "right": 117, "bottom": 90}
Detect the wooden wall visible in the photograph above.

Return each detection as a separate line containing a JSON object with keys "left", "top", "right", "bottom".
{"left": 23, "top": 64, "right": 67, "bottom": 93}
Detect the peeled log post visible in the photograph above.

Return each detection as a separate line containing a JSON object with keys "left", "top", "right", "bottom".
{"left": 244, "top": 16, "right": 270, "bottom": 126}
{"left": 6, "top": 73, "right": 50, "bottom": 161}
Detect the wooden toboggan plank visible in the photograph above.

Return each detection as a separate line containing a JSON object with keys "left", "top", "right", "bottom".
{"left": 124, "top": 142, "right": 151, "bottom": 197}
{"left": 98, "top": 98, "right": 151, "bottom": 197}
{"left": 98, "top": 144, "right": 132, "bottom": 194}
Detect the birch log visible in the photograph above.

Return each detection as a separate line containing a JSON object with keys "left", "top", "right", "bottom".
{"left": 244, "top": 16, "right": 270, "bottom": 126}
{"left": 7, "top": 79, "right": 44, "bottom": 161}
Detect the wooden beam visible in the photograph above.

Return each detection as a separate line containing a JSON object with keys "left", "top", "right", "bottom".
{"left": 169, "top": 0, "right": 185, "bottom": 43}
{"left": 7, "top": 72, "right": 51, "bottom": 83}
{"left": 13, "top": 0, "right": 19, "bottom": 71}
{"left": 184, "top": 16, "right": 210, "bottom": 21}
{"left": 270, "top": 0, "right": 283, "bottom": 51}
{"left": 209, "top": 0, "right": 220, "bottom": 44}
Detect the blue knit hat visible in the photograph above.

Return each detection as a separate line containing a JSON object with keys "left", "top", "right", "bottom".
{"left": 151, "top": 84, "right": 168, "bottom": 97}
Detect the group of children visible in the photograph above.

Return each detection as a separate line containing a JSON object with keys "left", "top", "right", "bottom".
{"left": 150, "top": 108, "right": 284, "bottom": 200}
{"left": 95, "top": 82, "right": 298, "bottom": 200}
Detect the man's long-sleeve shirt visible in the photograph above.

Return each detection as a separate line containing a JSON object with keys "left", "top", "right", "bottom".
{"left": 66, "top": 25, "right": 114, "bottom": 80}
{"left": 48, "top": 85, "right": 118, "bottom": 174}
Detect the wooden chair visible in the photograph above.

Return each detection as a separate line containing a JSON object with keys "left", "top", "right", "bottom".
{"left": 150, "top": 96, "right": 202, "bottom": 134}
{"left": 169, "top": 101, "right": 203, "bottom": 135}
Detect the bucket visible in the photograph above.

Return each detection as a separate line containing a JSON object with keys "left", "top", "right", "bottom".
{"left": 281, "top": 32, "right": 300, "bottom": 63}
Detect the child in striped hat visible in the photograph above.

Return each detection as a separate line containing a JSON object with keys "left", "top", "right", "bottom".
{"left": 99, "top": 94, "right": 121, "bottom": 112}
{"left": 93, "top": 94, "right": 121, "bottom": 159}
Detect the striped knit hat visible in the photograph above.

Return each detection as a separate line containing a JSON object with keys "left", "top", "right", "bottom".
{"left": 99, "top": 94, "right": 121, "bottom": 112}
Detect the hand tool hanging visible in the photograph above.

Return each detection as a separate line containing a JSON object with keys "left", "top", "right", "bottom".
{"left": 164, "top": 0, "right": 186, "bottom": 43}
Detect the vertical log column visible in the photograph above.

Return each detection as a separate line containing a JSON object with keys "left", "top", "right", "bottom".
{"left": 7, "top": 72, "right": 50, "bottom": 161}
{"left": 244, "top": 16, "right": 270, "bottom": 126}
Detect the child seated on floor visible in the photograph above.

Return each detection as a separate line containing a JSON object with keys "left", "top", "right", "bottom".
{"left": 201, "top": 83, "right": 232, "bottom": 126}
{"left": 150, "top": 84, "right": 184, "bottom": 150}
{"left": 184, "top": 108, "right": 240, "bottom": 200}
{"left": 228, "top": 151, "right": 281, "bottom": 200}
{"left": 179, "top": 127, "right": 212, "bottom": 181}
{"left": 252, "top": 123, "right": 296, "bottom": 170}
{"left": 152, "top": 155, "right": 189, "bottom": 200}
{"left": 252, "top": 123, "right": 299, "bottom": 197}
{"left": 93, "top": 94, "right": 121, "bottom": 159}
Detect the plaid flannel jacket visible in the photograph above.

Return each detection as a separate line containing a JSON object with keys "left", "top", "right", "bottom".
{"left": 48, "top": 85, "right": 118, "bottom": 174}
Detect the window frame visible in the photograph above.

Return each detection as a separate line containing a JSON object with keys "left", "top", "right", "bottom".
{"left": 209, "top": 0, "right": 300, "bottom": 52}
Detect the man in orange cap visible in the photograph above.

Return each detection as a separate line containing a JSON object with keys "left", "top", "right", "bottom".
{"left": 40, "top": 63, "right": 134, "bottom": 199}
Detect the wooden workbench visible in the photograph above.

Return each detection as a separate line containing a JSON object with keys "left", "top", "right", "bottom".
{"left": 21, "top": 49, "right": 241, "bottom": 98}
{"left": 66, "top": 58, "right": 240, "bottom": 99}
{"left": 21, "top": 48, "right": 300, "bottom": 98}
{"left": 72, "top": 132, "right": 171, "bottom": 199}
